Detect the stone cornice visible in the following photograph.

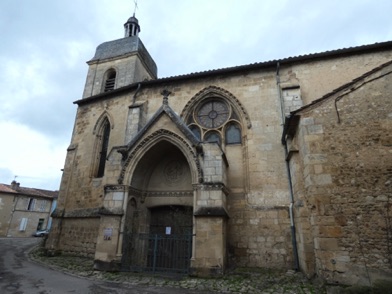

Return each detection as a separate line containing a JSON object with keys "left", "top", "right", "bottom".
{"left": 147, "top": 190, "right": 193, "bottom": 197}
{"left": 193, "top": 182, "right": 229, "bottom": 196}
{"left": 104, "top": 185, "right": 129, "bottom": 192}
{"left": 194, "top": 206, "right": 229, "bottom": 218}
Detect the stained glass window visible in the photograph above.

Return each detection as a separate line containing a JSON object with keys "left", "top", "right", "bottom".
{"left": 205, "top": 131, "right": 221, "bottom": 145}
{"left": 196, "top": 100, "right": 229, "bottom": 128}
{"left": 97, "top": 119, "right": 110, "bottom": 177}
{"left": 189, "top": 125, "right": 201, "bottom": 140}
{"left": 225, "top": 123, "right": 241, "bottom": 144}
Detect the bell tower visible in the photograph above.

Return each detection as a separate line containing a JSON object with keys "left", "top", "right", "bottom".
{"left": 124, "top": 14, "right": 140, "bottom": 37}
{"left": 82, "top": 13, "right": 157, "bottom": 98}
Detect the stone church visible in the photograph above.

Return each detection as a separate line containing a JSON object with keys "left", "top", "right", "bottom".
{"left": 46, "top": 14, "right": 392, "bottom": 285}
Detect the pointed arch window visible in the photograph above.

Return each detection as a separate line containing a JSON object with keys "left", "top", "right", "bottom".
{"left": 189, "top": 125, "right": 201, "bottom": 141}
{"left": 104, "top": 70, "right": 116, "bottom": 92}
{"left": 185, "top": 96, "right": 243, "bottom": 147}
{"left": 96, "top": 119, "right": 111, "bottom": 178}
{"left": 205, "top": 131, "right": 221, "bottom": 145}
{"left": 225, "top": 122, "right": 242, "bottom": 144}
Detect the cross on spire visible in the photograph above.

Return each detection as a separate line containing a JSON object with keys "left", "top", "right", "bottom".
{"left": 133, "top": 0, "right": 138, "bottom": 16}
{"left": 124, "top": 1, "right": 140, "bottom": 38}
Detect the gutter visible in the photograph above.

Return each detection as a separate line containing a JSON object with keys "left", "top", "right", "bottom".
{"left": 276, "top": 62, "right": 300, "bottom": 271}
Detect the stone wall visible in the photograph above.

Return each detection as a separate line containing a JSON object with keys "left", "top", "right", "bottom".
{"left": 51, "top": 40, "right": 392, "bottom": 279}
{"left": 292, "top": 62, "right": 392, "bottom": 284}
{"left": 53, "top": 218, "right": 100, "bottom": 257}
{"left": 281, "top": 50, "right": 392, "bottom": 106}
{"left": 227, "top": 199, "right": 293, "bottom": 268}
{"left": 6, "top": 196, "right": 52, "bottom": 238}
{"left": 0, "top": 193, "right": 14, "bottom": 236}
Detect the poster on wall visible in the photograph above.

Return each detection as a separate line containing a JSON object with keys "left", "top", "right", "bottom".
{"left": 165, "top": 227, "right": 171, "bottom": 235}
{"left": 104, "top": 228, "right": 113, "bottom": 240}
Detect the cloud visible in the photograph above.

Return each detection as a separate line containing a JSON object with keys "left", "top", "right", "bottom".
{"left": 0, "top": 121, "right": 66, "bottom": 190}
{"left": 0, "top": 0, "right": 391, "bottom": 191}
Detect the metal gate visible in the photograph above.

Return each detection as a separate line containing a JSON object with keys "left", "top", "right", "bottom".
{"left": 122, "top": 233, "right": 193, "bottom": 274}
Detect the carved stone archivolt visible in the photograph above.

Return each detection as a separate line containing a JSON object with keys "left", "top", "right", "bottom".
{"left": 118, "top": 129, "right": 203, "bottom": 184}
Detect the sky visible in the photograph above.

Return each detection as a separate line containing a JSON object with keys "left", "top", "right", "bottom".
{"left": 0, "top": 0, "right": 391, "bottom": 191}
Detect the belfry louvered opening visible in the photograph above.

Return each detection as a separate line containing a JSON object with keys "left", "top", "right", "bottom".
{"left": 104, "top": 70, "right": 116, "bottom": 92}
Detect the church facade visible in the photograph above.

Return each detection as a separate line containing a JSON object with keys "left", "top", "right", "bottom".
{"left": 46, "top": 15, "right": 392, "bottom": 285}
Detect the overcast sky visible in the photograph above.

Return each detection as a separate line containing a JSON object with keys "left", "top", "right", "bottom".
{"left": 1, "top": 0, "right": 391, "bottom": 190}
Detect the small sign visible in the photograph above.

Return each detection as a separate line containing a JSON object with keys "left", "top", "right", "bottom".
{"left": 104, "top": 228, "right": 113, "bottom": 240}
{"left": 165, "top": 226, "right": 171, "bottom": 235}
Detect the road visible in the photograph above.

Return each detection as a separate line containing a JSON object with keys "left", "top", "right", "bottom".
{"left": 0, "top": 237, "right": 210, "bottom": 294}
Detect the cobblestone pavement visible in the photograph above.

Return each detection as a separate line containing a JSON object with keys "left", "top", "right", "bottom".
{"left": 29, "top": 242, "right": 327, "bottom": 294}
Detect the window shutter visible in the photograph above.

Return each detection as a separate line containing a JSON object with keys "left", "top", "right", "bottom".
{"left": 19, "top": 218, "right": 28, "bottom": 231}
{"left": 27, "top": 198, "right": 36, "bottom": 211}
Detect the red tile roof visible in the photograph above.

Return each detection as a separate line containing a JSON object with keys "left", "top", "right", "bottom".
{"left": 0, "top": 184, "right": 17, "bottom": 193}
{"left": 0, "top": 183, "right": 58, "bottom": 199}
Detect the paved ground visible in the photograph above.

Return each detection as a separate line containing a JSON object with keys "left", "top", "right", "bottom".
{"left": 28, "top": 238, "right": 329, "bottom": 294}
{"left": 0, "top": 237, "right": 210, "bottom": 294}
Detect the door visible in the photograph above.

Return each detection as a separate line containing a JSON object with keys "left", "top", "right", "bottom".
{"left": 147, "top": 206, "right": 193, "bottom": 273}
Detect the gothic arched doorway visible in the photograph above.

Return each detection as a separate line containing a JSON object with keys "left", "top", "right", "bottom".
{"left": 122, "top": 140, "right": 194, "bottom": 273}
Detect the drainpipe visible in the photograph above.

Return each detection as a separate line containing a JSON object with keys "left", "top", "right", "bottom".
{"left": 284, "top": 143, "right": 299, "bottom": 271}
{"left": 276, "top": 62, "right": 299, "bottom": 271}
{"left": 132, "top": 83, "right": 142, "bottom": 105}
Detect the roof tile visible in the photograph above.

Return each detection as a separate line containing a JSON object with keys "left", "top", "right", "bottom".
{"left": 0, "top": 183, "right": 58, "bottom": 199}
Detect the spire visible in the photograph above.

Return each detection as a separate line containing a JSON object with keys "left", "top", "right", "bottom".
{"left": 124, "top": 14, "right": 140, "bottom": 37}
{"left": 124, "top": 1, "right": 140, "bottom": 37}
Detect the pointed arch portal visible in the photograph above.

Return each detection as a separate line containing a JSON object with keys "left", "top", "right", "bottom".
{"left": 121, "top": 140, "right": 194, "bottom": 273}
{"left": 96, "top": 126, "right": 228, "bottom": 275}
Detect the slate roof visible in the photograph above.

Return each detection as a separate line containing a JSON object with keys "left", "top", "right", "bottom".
{"left": 88, "top": 36, "right": 157, "bottom": 78}
{"left": 90, "top": 36, "right": 140, "bottom": 61}
{"left": 0, "top": 183, "right": 58, "bottom": 199}
{"left": 155, "top": 40, "right": 392, "bottom": 81}
{"left": 75, "top": 40, "right": 392, "bottom": 106}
